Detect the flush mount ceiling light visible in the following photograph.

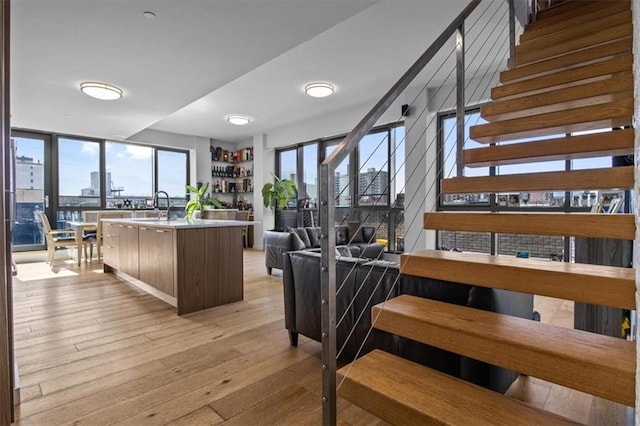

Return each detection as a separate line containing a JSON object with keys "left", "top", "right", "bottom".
{"left": 226, "top": 114, "right": 251, "bottom": 126}
{"left": 304, "top": 82, "right": 335, "bottom": 98}
{"left": 80, "top": 82, "right": 123, "bottom": 100}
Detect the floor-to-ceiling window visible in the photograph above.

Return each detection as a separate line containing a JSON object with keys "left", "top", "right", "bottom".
{"left": 11, "top": 132, "right": 51, "bottom": 250}
{"left": 10, "top": 129, "right": 190, "bottom": 249}
{"left": 57, "top": 137, "right": 102, "bottom": 224}
{"left": 157, "top": 149, "right": 189, "bottom": 208}
{"left": 105, "top": 141, "right": 153, "bottom": 209}
{"left": 275, "top": 122, "right": 405, "bottom": 252}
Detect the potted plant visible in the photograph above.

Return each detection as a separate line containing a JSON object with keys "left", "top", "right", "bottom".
{"left": 185, "top": 182, "right": 222, "bottom": 219}
{"left": 262, "top": 174, "right": 297, "bottom": 231}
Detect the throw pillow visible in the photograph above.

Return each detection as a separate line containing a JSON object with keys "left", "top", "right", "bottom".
{"left": 292, "top": 227, "right": 311, "bottom": 248}
{"left": 362, "top": 227, "right": 376, "bottom": 243}
{"left": 335, "top": 246, "right": 352, "bottom": 258}
{"left": 347, "top": 221, "right": 364, "bottom": 243}
{"left": 289, "top": 231, "right": 306, "bottom": 251}
{"left": 335, "top": 226, "right": 348, "bottom": 245}
{"left": 305, "top": 227, "right": 321, "bottom": 248}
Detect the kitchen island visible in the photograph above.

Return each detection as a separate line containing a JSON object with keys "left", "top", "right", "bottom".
{"left": 102, "top": 218, "right": 251, "bottom": 315}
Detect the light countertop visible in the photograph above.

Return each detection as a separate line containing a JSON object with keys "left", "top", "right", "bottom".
{"left": 101, "top": 217, "right": 256, "bottom": 229}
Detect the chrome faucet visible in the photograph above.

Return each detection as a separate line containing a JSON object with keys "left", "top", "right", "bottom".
{"left": 153, "top": 190, "right": 171, "bottom": 221}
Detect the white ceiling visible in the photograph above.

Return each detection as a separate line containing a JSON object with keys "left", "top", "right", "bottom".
{"left": 11, "top": 0, "right": 500, "bottom": 143}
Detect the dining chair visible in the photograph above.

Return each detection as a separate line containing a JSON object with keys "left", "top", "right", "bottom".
{"left": 235, "top": 210, "right": 251, "bottom": 248}
{"left": 38, "top": 211, "right": 77, "bottom": 264}
{"left": 81, "top": 211, "right": 100, "bottom": 261}
{"left": 92, "top": 211, "right": 134, "bottom": 261}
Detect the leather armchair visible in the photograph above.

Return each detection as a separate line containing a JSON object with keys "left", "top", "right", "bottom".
{"left": 282, "top": 250, "right": 534, "bottom": 393}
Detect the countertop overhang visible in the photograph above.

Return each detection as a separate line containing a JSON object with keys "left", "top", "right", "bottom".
{"left": 101, "top": 217, "right": 257, "bottom": 229}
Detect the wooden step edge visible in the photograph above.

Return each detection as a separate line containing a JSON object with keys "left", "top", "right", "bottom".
{"left": 423, "top": 211, "right": 635, "bottom": 240}
{"left": 373, "top": 296, "right": 636, "bottom": 406}
{"left": 493, "top": 55, "right": 632, "bottom": 100}
{"left": 470, "top": 99, "right": 633, "bottom": 143}
{"left": 515, "top": 24, "right": 632, "bottom": 67}
{"left": 519, "top": 9, "right": 631, "bottom": 51}
{"left": 483, "top": 74, "right": 633, "bottom": 121}
{"left": 535, "top": 0, "right": 616, "bottom": 21}
{"left": 400, "top": 249, "right": 635, "bottom": 310}
{"left": 500, "top": 38, "right": 632, "bottom": 84}
{"left": 337, "top": 350, "right": 580, "bottom": 426}
{"left": 441, "top": 164, "right": 633, "bottom": 194}
{"left": 523, "top": 1, "right": 630, "bottom": 39}
{"left": 464, "top": 128, "right": 635, "bottom": 167}
{"left": 535, "top": 0, "right": 583, "bottom": 19}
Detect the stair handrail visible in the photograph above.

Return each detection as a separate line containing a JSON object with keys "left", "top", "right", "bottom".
{"left": 318, "top": 1, "right": 482, "bottom": 424}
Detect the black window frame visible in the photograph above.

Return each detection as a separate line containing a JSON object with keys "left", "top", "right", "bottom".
{"left": 11, "top": 128, "right": 190, "bottom": 228}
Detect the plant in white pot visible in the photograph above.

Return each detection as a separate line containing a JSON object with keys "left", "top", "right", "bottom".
{"left": 185, "top": 182, "right": 222, "bottom": 219}
{"left": 262, "top": 174, "right": 297, "bottom": 231}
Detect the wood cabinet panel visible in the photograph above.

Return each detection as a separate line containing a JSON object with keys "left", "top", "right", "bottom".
{"left": 119, "top": 224, "right": 139, "bottom": 278}
{"left": 102, "top": 222, "right": 120, "bottom": 270}
{"left": 138, "top": 226, "right": 175, "bottom": 296}
{"left": 175, "top": 226, "right": 243, "bottom": 315}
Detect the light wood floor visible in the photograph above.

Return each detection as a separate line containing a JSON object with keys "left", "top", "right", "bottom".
{"left": 11, "top": 250, "right": 632, "bottom": 425}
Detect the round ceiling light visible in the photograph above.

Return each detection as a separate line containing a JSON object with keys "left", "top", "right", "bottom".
{"left": 80, "top": 82, "right": 123, "bottom": 100}
{"left": 226, "top": 114, "right": 251, "bottom": 126}
{"left": 305, "top": 82, "right": 335, "bottom": 98}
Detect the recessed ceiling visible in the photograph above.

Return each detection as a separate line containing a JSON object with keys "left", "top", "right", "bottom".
{"left": 11, "top": 0, "right": 501, "bottom": 143}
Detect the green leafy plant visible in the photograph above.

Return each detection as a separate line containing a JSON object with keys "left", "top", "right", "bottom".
{"left": 262, "top": 174, "right": 297, "bottom": 231}
{"left": 185, "top": 182, "right": 222, "bottom": 219}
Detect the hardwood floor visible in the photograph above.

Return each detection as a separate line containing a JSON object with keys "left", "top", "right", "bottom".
{"left": 11, "top": 250, "right": 632, "bottom": 425}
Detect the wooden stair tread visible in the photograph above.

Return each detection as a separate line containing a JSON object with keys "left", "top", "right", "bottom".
{"left": 422, "top": 211, "right": 635, "bottom": 240}
{"left": 372, "top": 296, "right": 636, "bottom": 406}
{"left": 482, "top": 72, "right": 632, "bottom": 121}
{"left": 337, "top": 350, "right": 579, "bottom": 426}
{"left": 531, "top": 0, "right": 627, "bottom": 27}
{"left": 522, "top": 1, "right": 630, "bottom": 42}
{"left": 500, "top": 38, "right": 631, "bottom": 84}
{"left": 464, "top": 128, "right": 634, "bottom": 167}
{"left": 441, "top": 166, "right": 633, "bottom": 195}
{"left": 469, "top": 99, "right": 633, "bottom": 143}
{"left": 520, "top": 10, "right": 631, "bottom": 52}
{"left": 516, "top": 23, "right": 632, "bottom": 66}
{"left": 401, "top": 249, "right": 635, "bottom": 309}
{"left": 493, "top": 55, "right": 632, "bottom": 100}
{"left": 535, "top": 0, "right": 581, "bottom": 18}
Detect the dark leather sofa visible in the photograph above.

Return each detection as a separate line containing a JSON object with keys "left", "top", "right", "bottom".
{"left": 282, "top": 249, "right": 534, "bottom": 394}
{"left": 264, "top": 224, "right": 385, "bottom": 275}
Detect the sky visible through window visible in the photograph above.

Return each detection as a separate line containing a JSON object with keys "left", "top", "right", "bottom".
{"left": 105, "top": 141, "right": 153, "bottom": 198}
{"left": 15, "top": 137, "right": 43, "bottom": 163}
{"left": 15, "top": 138, "right": 187, "bottom": 199}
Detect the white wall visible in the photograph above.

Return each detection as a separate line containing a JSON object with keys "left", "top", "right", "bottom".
{"left": 253, "top": 134, "right": 269, "bottom": 248}
{"left": 402, "top": 88, "right": 432, "bottom": 252}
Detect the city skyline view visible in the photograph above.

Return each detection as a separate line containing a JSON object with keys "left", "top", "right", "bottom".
{"left": 15, "top": 137, "right": 187, "bottom": 200}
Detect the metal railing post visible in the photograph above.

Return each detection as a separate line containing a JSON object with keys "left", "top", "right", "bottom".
{"left": 456, "top": 23, "right": 465, "bottom": 177}
{"left": 508, "top": 0, "right": 516, "bottom": 68}
{"left": 319, "top": 162, "right": 337, "bottom": 426}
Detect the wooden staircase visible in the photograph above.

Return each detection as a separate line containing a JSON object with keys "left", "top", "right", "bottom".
{"left": 337, "top": 1, "right": 636, "bottom": 424}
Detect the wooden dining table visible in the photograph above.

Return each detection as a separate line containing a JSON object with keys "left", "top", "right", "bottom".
{"left": 67, "top": 221, "right": 97, "bottom": 266}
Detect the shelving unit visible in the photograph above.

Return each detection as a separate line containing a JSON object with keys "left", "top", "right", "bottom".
{"left": 210, "top": 145, "right": 254, "bottom": 208}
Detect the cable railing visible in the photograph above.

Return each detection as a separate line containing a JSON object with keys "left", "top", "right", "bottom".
{"left": 317, "top": 0, "right": 527, "bottom": 423}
